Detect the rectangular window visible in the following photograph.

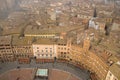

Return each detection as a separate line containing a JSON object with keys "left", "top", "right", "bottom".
{"left": 64, "top": 52, "right": 66, "bottom": 54}
{"left": 37, "top": 50, "right": 39, "bottom": 52}
{"left": 50, "top": 54, "right": 52, "bottom": 57}
{"left": 64, "top": 44, "right": 66, "bottom": 46}
{"left": 50, "top": 50, "right": 52, "bottom": 52}
{"left": 109, "top": 73, "right": 112, "bottom": 76}
{"left": 37, "top": 54, "right": 40, "bottom": 56}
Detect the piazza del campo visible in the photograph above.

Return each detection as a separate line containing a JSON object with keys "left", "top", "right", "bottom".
{"left": 0, "top": 0, "right": 120, "bottom": 80}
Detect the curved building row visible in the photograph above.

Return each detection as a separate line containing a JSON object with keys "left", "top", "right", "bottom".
{"left": 0, "top": 35, "right": 120, "bottom": 80}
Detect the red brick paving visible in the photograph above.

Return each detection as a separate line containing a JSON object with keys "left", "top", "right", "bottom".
{"left": 0, "top": 68, "right": 81, "bottom": 80}
{"left": 69, "top": 75, "right": 80, "bottom": 80}
{"left": 0, "top": 68, "right": 35, "bottom": 80}
{"left": 48, "top": 69, "right": 81, "bottom": 80}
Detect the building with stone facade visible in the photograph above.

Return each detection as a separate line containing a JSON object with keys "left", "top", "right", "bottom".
{"left": 0, "top": 35, "right": 120, "bottom": 80}
{"left": 68, "top": 38, "right": 108, "bottom": 80}
{"left": 0, "top": 35, "right": 14, "bottom": 62}
{"left": 12, "top": 35, "right": 33, "bottom": 63}
{"left": 106, "top": 63, "right": 120, "bottom": 80}
{"left": 0, "top": 0, "right": 120, "bottom": 80}
{"left": 32, "top": 39, "right": 57, "bottom": 63}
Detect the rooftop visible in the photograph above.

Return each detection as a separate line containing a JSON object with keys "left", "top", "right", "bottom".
{"left": 24, "top": 25, "right": 60, "bottom": 34}
{"left": 12, "top": 34, "right": 67, "bottom": 45}
{"left": 0, "top": 35, "right": 12, "bottom": 44}
{"left": 12, "top": 35, "right": 33, "bottom": 45}
{"left": 110, "top": 63, "right": 120, "bottom": 79}
{"left": 24, "top": 25, "right": 81, "bottom": 35}
{"left": 33, "top": 38, "right": 67, "bottom": 45}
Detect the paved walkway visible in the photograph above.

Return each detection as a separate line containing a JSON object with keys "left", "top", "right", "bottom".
{"left": 0, "top": 60, "right": 90, "bottom": 80}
